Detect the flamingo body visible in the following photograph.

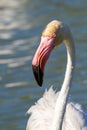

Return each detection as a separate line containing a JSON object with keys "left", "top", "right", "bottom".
{"left": 26, "top": 88, "right": 87, "bottom": 130}
{"left": 26, "top": 20, "right": 87, "bottom": 130}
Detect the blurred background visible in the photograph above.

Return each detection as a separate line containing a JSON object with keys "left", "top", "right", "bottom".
{"left": 0, "top": 0, "right": 87, "bottom": 129}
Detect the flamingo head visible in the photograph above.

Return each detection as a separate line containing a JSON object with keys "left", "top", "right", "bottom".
{"left": 32, "top": 20, "right": 69, "bottom": 86}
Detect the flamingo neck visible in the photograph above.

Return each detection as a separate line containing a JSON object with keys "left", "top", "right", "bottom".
{"left": 51, "top": 34, "right": 75, "bottom": 130}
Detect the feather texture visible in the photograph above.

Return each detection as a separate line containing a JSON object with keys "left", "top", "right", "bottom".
{"left": 26, "top": 87, "right": 87, "bottom": 130}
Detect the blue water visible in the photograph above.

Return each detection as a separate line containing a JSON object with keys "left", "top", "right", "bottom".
{"left": 0, "top": 0, "right": 87, "bottom": 129}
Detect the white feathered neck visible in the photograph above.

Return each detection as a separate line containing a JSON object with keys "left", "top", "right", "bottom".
{"left": 51, "top": 21, "right": 75, "bottom": 130}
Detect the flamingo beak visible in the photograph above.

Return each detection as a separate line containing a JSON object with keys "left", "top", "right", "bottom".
{"left": 32, "top": 64, "right": 43, "bottom": 86}
{"left": 32, "top": 36, "right": 55, "bottom": 86}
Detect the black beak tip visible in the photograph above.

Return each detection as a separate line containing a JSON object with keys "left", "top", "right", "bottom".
{"left": 32, "top": 65, "right": 43, "bottom": 87}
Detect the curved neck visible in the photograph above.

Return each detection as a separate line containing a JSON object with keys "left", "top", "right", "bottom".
{"left": 51, "top": 34, "right": 75, "bottom": 130}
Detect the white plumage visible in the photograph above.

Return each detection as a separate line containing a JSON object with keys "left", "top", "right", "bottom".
{"left": 26, "top": 87, "right": 87, "bottom": 130}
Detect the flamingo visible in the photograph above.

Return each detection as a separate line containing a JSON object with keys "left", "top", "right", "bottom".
{"left": 26, "top": 20, "right": 87, "bottom": 130}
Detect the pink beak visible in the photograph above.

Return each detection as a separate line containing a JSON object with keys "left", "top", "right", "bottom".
{"left": 32, "top": 36, "right": 55, "bottom": 86}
